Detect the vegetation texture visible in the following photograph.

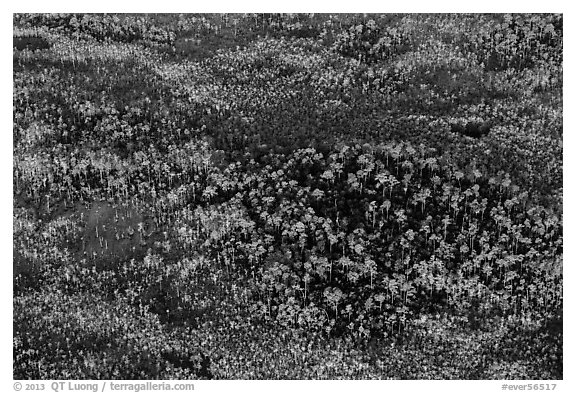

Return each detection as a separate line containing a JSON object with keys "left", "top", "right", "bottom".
{"left": 13, "top": 13, "right": 562, "bottom": 379}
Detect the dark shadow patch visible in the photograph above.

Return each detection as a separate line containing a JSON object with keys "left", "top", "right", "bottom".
{"left": 14, "top": 36, "right": 50, "bottom": 51}
{"left": 162, "top": 351, "right": 213, "bottom": 379}
{"left": 450, "top": 121, "right": 491, "bottom": 139}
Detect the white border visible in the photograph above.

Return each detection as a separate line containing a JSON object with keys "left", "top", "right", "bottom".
{"left": 3, "top": 2, "right": 572, "bottom": 392}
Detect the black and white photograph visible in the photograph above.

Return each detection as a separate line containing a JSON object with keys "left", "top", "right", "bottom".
{"left": 8, "top": 3, "right": 569, "bottom": 388}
